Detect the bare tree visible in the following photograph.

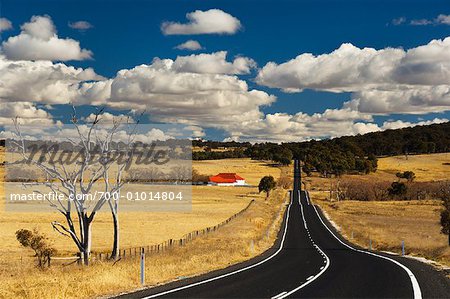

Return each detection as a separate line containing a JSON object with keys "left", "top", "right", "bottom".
{"left": 10, "top": 108, "right": 136, "bottom": 265}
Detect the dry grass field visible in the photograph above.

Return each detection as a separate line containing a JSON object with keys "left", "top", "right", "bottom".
{"left": 306, "top": 153, "right": 450, "bottom": 267}
{"left": 194, "top": 158, "right": 280, "bottom": 185}
{"left": 311, "top": 193, "right": 450, "bottom": 266}
{"left": 0, "top": 149, "right": 287, "bottom": 298}
{"left": 375, "top": 153, "right": 450, "bottom": 182}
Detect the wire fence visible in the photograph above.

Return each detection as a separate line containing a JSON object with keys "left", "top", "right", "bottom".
{"left": 94, "top": 199, "right": 255, "bottom": 261}
{"left": 48, "top": 199, "right": 256, "bottom": 263}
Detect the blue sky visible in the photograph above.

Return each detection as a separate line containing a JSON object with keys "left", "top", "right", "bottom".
{"left": 1, "top": 0, "right": 450, "bottom": 141}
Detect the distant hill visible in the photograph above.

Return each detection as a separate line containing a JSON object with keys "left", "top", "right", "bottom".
{"left": 2, "top": 122, "right": 450, "bottom": 175}
{"left": 193, "top": 121, "right": 450, "bottom": 175}
{"left": 332, "top": 122, "right": 450, "bottom": 156}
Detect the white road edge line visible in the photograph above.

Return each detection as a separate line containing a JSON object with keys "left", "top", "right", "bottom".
{"left": 277, "top": 191, "right": 331, "bottom": 299}
{"left": 140, "top": 192, "right": 294, "bottom": 299}
{"left": 306, "top": 191, "right": 422, "bottom": 299}
{"left": 271, "top": 291, "right": 287, "bottom": 299}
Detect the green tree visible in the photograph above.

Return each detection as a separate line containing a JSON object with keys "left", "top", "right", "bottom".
{"left": 441, "top": 202, "right": 450, "bottom": 246}
{"left": 396, "top": 171, "right": 416, "bottom": 182}
{"left": 272, "top": 147, "right": 293, "bottom": 165}
{"left": 438, "top": 183, "right": 450, "bottom": 246}
{"left": 258, "top": 175, "right": 277, "bottom": 200}
{"left": 388, "top": 182, "right": 407, "bottom": 199}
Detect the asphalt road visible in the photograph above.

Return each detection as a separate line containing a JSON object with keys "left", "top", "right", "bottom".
{"left": 119, "top": 160, "right": 449, "bottom": 299}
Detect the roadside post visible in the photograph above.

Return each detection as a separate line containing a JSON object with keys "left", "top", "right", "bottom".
{"left": 140, "top": 248, "right": 145, "bottom": 285}
{"left": 401, "top": 240, "right": 405, "bottom": 256}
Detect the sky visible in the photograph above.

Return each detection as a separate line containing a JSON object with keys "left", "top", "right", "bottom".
{"left": 0, "top": 0, "right": 450, "bottom": 142}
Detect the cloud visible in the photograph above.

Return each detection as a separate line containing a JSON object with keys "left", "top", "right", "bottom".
{"left": 0, "top": 55, "right": 104, "bottom": 104}
{"left": 344, "top": 85, "right": 450, "bottom": 115}
{"left": 174, "top": 40, "right": 203, "bottom": 50}
{"left": 102, "top": 59, "right": 274, "bottom": 127}
{"left": 224, "top": 108, "right": 376, "bottom": 142}
{"left": 257, "top": 39, "right": 450, "bottom": 91}
{"left": 256, "top": 43, "right": 405, "bottom": 92}
{"left": 169, "top": 51, "right": 256, "bottom": 74}
{"left": 0, "top": 52, "right": 273, "bottom": 131}
{"left": 1, "top": 15, "right": 93, "bottom": 61}
{"left": 408, "top": 14, "right": 450, "bottom": 26}
{"left": 391, "top": 17, "right": 406, "bottom": 25}
{"left": 0, "top": 18, "right": 13, "bottom": 32}
{"left": 161, "top": 9, "right": 241, "bottom": 35}
{"left": 68, "top": 20, "right": 93, "bottom": 30}
{"left": 1, "top": 22, "right": 447, "bottom": 142}
{"left": 436, "top": 14, "right": 450, "bottom": 25}
{"left": 256, "top": 37, "right": 450, "bottom": 115}
{"left": 221, "top": 109, "right": 448, "bottom": 143}
{"left": 183, "top": 125, "right": 206, "bottom": 138}
{"left": 0, "top": 102, "right": 56, "bottom": 126}
{"left": 83, "top": 112, "right": 133, "bottom": 123}
{"left": 410, "top": 19, "right": 433, "bottom": 26}
{"left": 381, "top": 118, "right": 448, "bottom": 130}
{"left": 1, "top": 124, "right": 172, "bottom": 143}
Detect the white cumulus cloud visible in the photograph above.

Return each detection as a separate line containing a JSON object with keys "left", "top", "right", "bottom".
{"left": 161, "top": 9, "right": 241, "bottom": 35}
{"left": 0, "top": 102, "right": 57, "bottom": 126}
{"left": 257, "top": 37, "right": 450, "bottom": 116}
{"left": 170, "top": 51, "right": 256, "bottom": 74}
{"left": 381, "top": 118, "right": 449, "bottom": 130}
{"left": 1, "top": 15, "right": 93, "bottom": 61}
{"left": 0, "top": 17, "right": 13, "bottom": 32}
{"left": 0, "top": 51, "right": 273, "bottom": 132}
{"left": 257, "top": 38, "right": 450, "bottom": 91}
{"left": 0, "top": 55, "right": 104, "bottom": 104}
{"left": 174, "top": 40, "right": 203, "bottom": 50}
{"left": 68, "top": 20, "right": 93, "bottom": 30}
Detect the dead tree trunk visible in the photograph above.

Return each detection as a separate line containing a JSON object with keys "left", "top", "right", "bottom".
{"left": 81, "top": 215, "right": 93, "bottom": 265}
{"left": 109, "top": 203, "right": 119, "bottom": 260}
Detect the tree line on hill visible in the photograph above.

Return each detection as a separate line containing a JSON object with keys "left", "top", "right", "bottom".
{"left": 193, "top": 122, "right": 450, "bottom": 176}
{"left": 3, "top": 122, "right": 450, "bottom": 176}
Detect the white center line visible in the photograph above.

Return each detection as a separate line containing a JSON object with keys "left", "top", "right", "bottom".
{"left": 308, "top": 191, "right": 422, "bottom": 299}
{"left": 277, "top": 191, "right": 331, "bottom": 299}
{"left": 139, "top": 192, "right": 294, "bottom": 299}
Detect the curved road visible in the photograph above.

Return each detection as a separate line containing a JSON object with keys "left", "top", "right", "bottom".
{"left": 118, "top": 160, "right": 449, "bottom": 298}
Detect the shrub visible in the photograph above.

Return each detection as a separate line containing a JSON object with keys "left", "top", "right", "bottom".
{"left": 192, "top": 169, "right": 210, "bottom": 183}
{"left": 437, "top": 181, "right": 450, "bottom": 245}
{"left": 340, "top": 179, "right": 390, "bottom": 201}
{"left": 388, "top": 182, "right": 408, "bottom": 199}
{"left": 5, "top": 166, "right": 40, "bottom": 182}
{"left": 16, "top": 228, "right": 57, "bottom": 268}
{"left": 277, "top": 175, "right": 292, "bottom": 189}
{"left": 396, "top": 171, "right": 416, "bottom": 182}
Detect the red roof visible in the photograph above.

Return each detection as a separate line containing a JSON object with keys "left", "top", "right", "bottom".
{"left": 209, "top": 173, "right": 245, "bottom": 183}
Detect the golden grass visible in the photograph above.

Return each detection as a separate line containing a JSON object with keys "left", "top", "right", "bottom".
{"left": 311, "top": 192, "right": 450, "bottom": 267}
{"left": 0, "top": 189, "right": 287, "bottom": 299}
{"left": 193, "top": 158, "right": 280, "bottom": 186}
{"left": 304, "top": 153, "right": 450, "bottom": 267}
{"left": 306, "top": 152, "right": 450, "bottom": 192}
{"left": 0, "top": 149, "right": 287, "bottom": 298}
{"left": 374, "top": 153, "right": 450, "bottom": 182}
